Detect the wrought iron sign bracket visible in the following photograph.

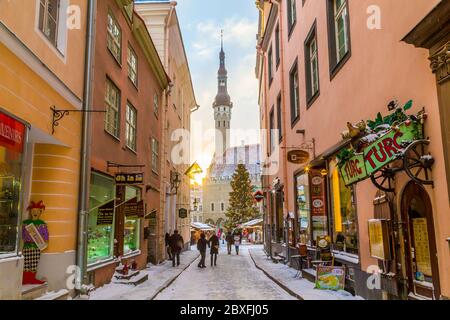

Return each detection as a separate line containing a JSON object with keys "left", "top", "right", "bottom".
{"left": 282, "top": 139, "right": 316, "bottom": 158}
{"left": 106, "top": 161, "right": 146, "bottom": 171}
{"left": 51, "top": 106, "right": 106, "bottom": 135}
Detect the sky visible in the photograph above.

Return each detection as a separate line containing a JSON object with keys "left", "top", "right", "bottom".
{"left": 175, "top": 0, "right": 260, "bottom": 171}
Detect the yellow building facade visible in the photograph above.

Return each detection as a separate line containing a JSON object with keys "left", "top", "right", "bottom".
{"left": 0, "top": 0, "right": 86, "bottom": 299}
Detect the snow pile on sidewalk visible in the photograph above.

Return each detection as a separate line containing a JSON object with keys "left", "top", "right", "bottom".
{"left": 249, "top": 248, "right": 364, "bottom": 300}
{"left": 89, "top": 250, "right": 199, "bottom": 300}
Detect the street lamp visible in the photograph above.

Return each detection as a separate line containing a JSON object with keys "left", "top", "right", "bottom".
{"left": 170, "top": 171, "right": 181, "bottom": 194}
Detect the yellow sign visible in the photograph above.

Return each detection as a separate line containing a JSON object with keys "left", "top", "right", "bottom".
{"left": 412, "top": 218, "right": 432, "bottom": 276}
{"left": 368, "top": 219, "right": 390, "bottom": 260}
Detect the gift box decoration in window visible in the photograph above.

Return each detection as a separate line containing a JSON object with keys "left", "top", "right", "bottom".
{"left": 22, "top": 201, "right": 49, "bottom": 285}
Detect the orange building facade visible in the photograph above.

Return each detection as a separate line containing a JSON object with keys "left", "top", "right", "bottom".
{"left": 256, "top": 0, "right": 449, "bottom": 300}
{"left": 0, "top": 0, "right": 87, "bottom": 299}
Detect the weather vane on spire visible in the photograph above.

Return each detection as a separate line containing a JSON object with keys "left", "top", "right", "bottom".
{"left": 221, "top": 29, "right": 224, "bottom": 51}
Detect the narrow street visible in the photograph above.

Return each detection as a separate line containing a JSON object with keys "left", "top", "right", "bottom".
{"left": 154, "top": 245, "right": 296, "bottom": 300}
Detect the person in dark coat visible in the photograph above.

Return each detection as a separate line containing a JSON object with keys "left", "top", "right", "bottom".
{"left": 233, "top": 231, "right": 242, "bottom": 255}
{"left": 208, "top": 231, "right": 220, "bottom": 266}
{"left": 225, "top": 231, "right": 234, "bottom": 255}
{"left": 168, "top": 230, "right": 184, "bottom": 267}
{"left": 197, "top": 233, "right": 207, "bottom": 268}
{"left": 165, "top": 232, "right": 173, "bottom": 260}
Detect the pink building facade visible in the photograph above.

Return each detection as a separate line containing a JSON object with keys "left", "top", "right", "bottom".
{"left": 256, "top": 0, "right": 449, "bottom": 300}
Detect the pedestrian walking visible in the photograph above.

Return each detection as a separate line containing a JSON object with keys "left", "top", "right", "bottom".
{"left": 233, "top": 231, "right": 242, "bottom": 255}
{"left": 165, "top": 232, "right": 173, "bottom": 260}
{"left": 197, "top": 233, "right": 207, "bottom": 268}
{"left": 208, "top": 231, "right": 220, "bottom": 266}
{"left": 169, "top": 230, "right": 184, "bottom": 267}
{"left": 225, "top": 231, "right": 233, "bottom": 255}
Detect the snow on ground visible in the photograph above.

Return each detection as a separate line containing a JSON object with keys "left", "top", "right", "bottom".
{"left": 249, "top": 247, "right": 364, "bottom": 300}
{"left": 89, "top": 249, "right": 199, "bottom": 300}
{"left": 155, "top": 243, "right": 296, "bottom": 300}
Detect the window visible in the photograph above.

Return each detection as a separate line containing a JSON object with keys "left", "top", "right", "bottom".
{"left": 123, "top": 186, "right": 141, "bottom": 255}
{"left": 125, "top": 103, "right": 137, "bottom": 151}
{"left": 289, "top": 61, "right": 300, "bottom": 124}
{"left": 276, "top": 94, "right": 282, "bottom": 142}
{"left": 88, "top": 173, "right": 115, "bottom": 265}
{"left": 105, "top": 78, "right": 120, "bottom": 138}
{"left": 151, "top": 138, "right": 159, "bottom": 173}
{"left": 38, "top": 0, "right": 60, "bottom": 47}
{"left": 153, "top": 93, "right": 159, "bottom": 117}
{"left": 305, "top": 22, "right": 319, "bottom": 105}
{"left": 127, "top": 46, "right": 138, "bottom": 86}
{"left": 334, "top": 0, "right": 349, "bottom": 61}
{"left": 331, "top": 164, "right": 359, "bottom": 254}
{"left": 0, "top": 113, "right": 26, "bottom": 257}
{"left": 268, "top": 46, "right": 273, "bottom": 84}
{"left": 287, "top": 0, "right": 297, "bottom": 35}
{"left": 275, "top": 24, "right": 281, "bottom": 67}
{"left": 107, "top": 13, "right": 122, "bottom": 63}
{"left": 221, "top": 203, "right": 225, "bottom": 211}
{"left": 295, "top": 173, "right": 311, "bottom": 245}
{"left": 269, "top": 108, "right": 275, "bottom": 153}
{"left": 211, "top": 203, "right": 215, "bottom": 212}
{"left": 327, "top": 0, "right": 351, "bottom": 77}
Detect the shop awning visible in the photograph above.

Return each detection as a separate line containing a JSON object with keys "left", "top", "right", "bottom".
{"left": 191, "top": 222, "right": 215, "bottom": 231}
{"left": 239, "top": 218, "right": 263, "bottom": 228}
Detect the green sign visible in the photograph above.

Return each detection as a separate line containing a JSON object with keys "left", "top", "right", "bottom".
{"left": 179, "top": 208, "right": 188, "bottom": 219}
{"left": 364, "top": 122, "right": 418, "bottom": 175}
{"left": 340, "top": 153, "right": 367, "bottom": 186}
{"left": 340, "top": 121, "right": 420, "bottom": 186}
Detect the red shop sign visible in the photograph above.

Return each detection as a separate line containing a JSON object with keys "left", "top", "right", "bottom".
{"left": 310, "top": 170, "right": 327, "bottom": 217}
{"left": 0, "top": 112, "right": 26, "bottom": 153}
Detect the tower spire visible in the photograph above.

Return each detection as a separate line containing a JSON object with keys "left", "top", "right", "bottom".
{"left": 221, "top": 29, "right": 224, "bottom": 52}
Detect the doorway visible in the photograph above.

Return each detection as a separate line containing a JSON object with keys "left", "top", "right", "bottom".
{"left": 400, "top": 181, "right": 440, "bottom": 299}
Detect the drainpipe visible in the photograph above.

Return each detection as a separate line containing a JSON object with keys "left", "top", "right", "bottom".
{"left": 76, "top": 0, "right": 96, "bottom": 292}
{"left": 270, "top": 0, "right": 290, "bottom": 262}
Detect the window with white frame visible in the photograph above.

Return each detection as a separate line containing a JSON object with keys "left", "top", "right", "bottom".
{"left": 107, "top": 13, "right": 122, "bottom": 63}
{"left": 127, "top": 46, "right": 138, "bottom": 86}
{"left": 105, "top": 78, "right": 120, "bottom": 138}
{"left": 38, "top": 0, "right": 60, "bottom": 46}
{"left": 334, "top": 0, "right": 349, "bottom": 62}
{"left": 151, "top": 138, "right": 159, "bottom": 173}
{"left": 153, "top": 93, "right": 159, "bottom": 117}
{"left": 125, "top": 103, "right": 137, "bottom": 151}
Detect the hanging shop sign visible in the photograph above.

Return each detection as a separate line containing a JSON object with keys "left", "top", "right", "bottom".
{"left": 368, "top": 219, "right": 392, "bottom": 261}
{"left": 115, "top": 173, "right": 144, "bottom": 186}
{"left": 97, "top": 200, "right": 115, "bottom": 225}
{"left": 337, "top": 101, "right": 433, "bottom": 189}
{"left": 179, "top": 208, "right": 188, "bottom": 219}
{"left": 287, "top": 150, "right": 310, "bottom": 164}
{"left": 254, "top": 190, "right": 265, "bottom": 202}
{"left": 0, "top": 111, "right": 26, "bottom": 153}
{"left": 123, "top": 197, "right": 144, "bottom": 218}
{"left": 315, "top": 266, "right": 345, "bottom": 291}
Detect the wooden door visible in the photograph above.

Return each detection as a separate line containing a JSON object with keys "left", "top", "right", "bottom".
{"left": 401, "top": 182, "right": 441, "bottom": 299}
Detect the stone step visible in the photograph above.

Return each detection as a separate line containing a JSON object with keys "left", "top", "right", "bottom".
{"left": 21, "top": 283, "right": 48, "bottom": 300}
{"left": 112, "top": 272, "right": 149, "bottom": 286}
{"left": 35, "top": 289, "right": 70, "bottom": 300}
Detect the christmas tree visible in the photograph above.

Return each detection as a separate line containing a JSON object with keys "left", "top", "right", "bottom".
{"left": 225, "top": 164, "right": 259, "bottom": 230}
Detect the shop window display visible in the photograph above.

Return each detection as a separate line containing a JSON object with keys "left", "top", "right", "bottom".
{"left": 331, "top": 166, "right": 359, "bottom": 254}
{"left": 295, "top": 173, "right": 311, "bottom": 245}
{"left": 0, "top": 113, "right": 26, "bottom": 256}
{"left": 88, "top": 173, "right": 115, "bottom": 264}
{"left": 124, "top": 186, "right": 140, "bottom": 255}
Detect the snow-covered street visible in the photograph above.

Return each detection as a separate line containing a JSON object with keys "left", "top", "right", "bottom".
{"left": 154, "top": 244, "right": 296, "bottom": 300}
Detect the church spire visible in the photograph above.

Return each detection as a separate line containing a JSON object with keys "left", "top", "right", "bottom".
{"left": 214, "top": 29, "right": 231, "bottom": 107}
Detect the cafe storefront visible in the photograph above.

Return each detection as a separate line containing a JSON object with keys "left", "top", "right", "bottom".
{"left": 333, "top": 101, "right": 441, "bottom": 299}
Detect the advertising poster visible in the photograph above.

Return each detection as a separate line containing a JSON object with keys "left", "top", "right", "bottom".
{"left": 315, "top": 266, "right": 345, "bottom": 291}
